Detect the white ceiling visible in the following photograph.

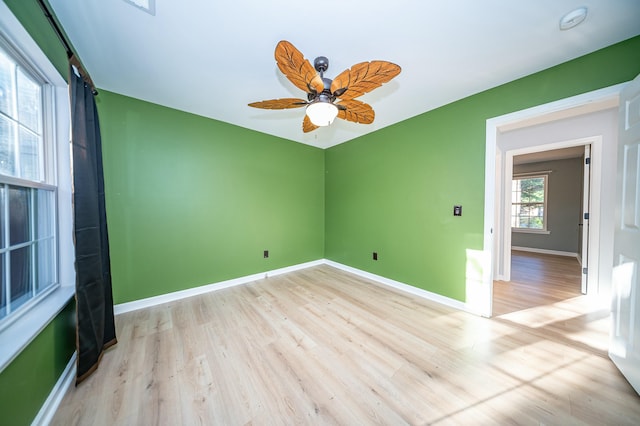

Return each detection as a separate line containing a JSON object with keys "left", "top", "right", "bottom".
{"left": 514, "top": 146, "right": 585, "bottom": 165}
{"left": 48, "top": 0, "right": 640, "bottom": 149}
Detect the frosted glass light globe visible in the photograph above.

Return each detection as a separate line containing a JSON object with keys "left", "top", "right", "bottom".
{"left": 306, "top": 101, "right": 339, "bottom": 126}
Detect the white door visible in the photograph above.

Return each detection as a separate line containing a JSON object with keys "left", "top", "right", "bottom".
{"left": 581, "top": 144, "right": 591, "bottom": 294}
{"left": 610, "top": 73, "right": 640, "bottom": 395}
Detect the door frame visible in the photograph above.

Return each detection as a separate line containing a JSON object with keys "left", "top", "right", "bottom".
{"left": 501, "top": 136, "right": 601, "bottom": 286}
{"left": 481, "top": 83, "right": 624, "bottom": 317}
{"left": 581, "top": 143, "right": 591, "bottom": 294}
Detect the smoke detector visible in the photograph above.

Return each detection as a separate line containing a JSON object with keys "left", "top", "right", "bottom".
{"left": 559, "top": 7, "right": 588, "bottom": 31}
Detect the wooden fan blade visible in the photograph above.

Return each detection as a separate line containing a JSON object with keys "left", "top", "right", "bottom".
{"left": 275, "top": 41, "right": 325, "bottom": 95}
{"left": 302, "top": 115, "right": 319, "bottom": 133}
{"left": 248, "top": 98, "right": 307, "bottom": 109}
{"left": 331, "top": 61, "right": 401, "bottom": 100}
{"left": 336, "top": 99, "right": 375, "bottom": 124}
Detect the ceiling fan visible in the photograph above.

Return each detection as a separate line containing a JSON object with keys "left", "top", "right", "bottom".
{"left": 248, "top": 40, "right": 401, "bottom": 133}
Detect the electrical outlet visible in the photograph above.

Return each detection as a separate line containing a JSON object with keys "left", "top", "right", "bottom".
{"left": 264, "top": 250, "right": 269, "bottom": 258}
{"left": 373, "top": 252, "right": 378, "bottom": 261}
{"left": 453, "top": 205, "right": 462, "bottom": 216}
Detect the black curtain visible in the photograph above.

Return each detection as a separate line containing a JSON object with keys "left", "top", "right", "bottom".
{"left": 69, "top": 64, "right": 117, "bottom": 384}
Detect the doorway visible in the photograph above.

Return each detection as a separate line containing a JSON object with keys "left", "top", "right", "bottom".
{"left": 507, "top": 141, "right": 596, "bottom": 293}
{"left": 481, "top": 83, "right": 624, "bottom": 318}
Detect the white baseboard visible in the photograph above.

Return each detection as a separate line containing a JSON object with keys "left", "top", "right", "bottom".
{"left": 115, "top": 258, "right": 478, "bottom": 317}
{"left": 32, "top": 351, "right": 76, "bottom": 426}
{"left": 512, "top": 246, "right": 578, "bottom": 258}
{"left": 114, "top": 259, "right": 325, "bottom": 315}
{"left": 324, "top": 260, "right": 478, "bottom": 315}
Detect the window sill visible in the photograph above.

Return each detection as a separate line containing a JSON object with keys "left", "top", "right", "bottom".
{"left": 0, "top": 285, "right": 74, "bottom": 373}
{"left": 512, "top": 228, "right": 551, "bottom": 235}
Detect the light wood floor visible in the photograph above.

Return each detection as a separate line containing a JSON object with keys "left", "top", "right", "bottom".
{"left": 493, "top": 250, "right": 584, "bottom": 316}
{"left": 52, "top": 256, "right": 640, "bottom": 425}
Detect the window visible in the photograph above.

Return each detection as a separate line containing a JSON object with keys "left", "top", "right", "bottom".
{"left": 511, "top": 174, "right": 548, "bottom": 232}
{"left": 0, "top": 2, "right": 73, "bottom": 373}
{"left": 0, "top": 43, "right": 58, "bottom": 324}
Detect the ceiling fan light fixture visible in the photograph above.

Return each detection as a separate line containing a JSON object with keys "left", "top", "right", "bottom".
{"left": 248, "top": 40, "right": 401, "bottom": 133}
{"left": 306, "top": 100, "right": 339, "bottom": 127}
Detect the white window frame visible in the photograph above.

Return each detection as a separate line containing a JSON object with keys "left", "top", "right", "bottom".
{"left": 511, "top": 173, "right": 550, "bottom": 234}
{"left": 0, "top": 2, "right": 74, "bottom": 373}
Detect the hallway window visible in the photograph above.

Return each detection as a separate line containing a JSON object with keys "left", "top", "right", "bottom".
{"left": 511, "top": 175, "right": 547, "bottom": 231}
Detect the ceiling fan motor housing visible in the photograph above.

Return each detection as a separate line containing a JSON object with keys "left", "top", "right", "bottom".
{"left": 307, "top": 82, "right": 335, "bottom": 102}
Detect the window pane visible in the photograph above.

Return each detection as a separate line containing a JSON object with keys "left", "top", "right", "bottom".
{"left": 533, "top": 206, "right": 544, "bottom": 229}
{"left": 10, "top": 245, "right": 32, "bottom": 311}
{"left": 17, "top": 67, "right": 41, "bottom": 134}
{"left": 19, "top": 127, "right": 41, "bottom": 181}
{"left": 0, "top": 47, "right": 16, "bottom": 118}
{"left": 35, "top": 238, "right": 54, "bottom": 293}
{"left": 0, "top": 114, "right": 16, "bottom": 176}
{"left": 9, "top": 186, "right": 30, "bottom": 245}
{"left": 0, "top": 254, "right": 5, "bottom": 320}
{"left": 512, "top": 182, "right": 521, "bottom": 203}
{"left": 35, "top": 189, "right": 54, "bottom": 239}
{"left": 520, "top": 177, "right": 544, "bottom": 203}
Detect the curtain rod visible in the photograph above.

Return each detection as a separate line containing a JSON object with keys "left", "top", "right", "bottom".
{"left": 36, "top": 0, "right": 98, "bottom": 95}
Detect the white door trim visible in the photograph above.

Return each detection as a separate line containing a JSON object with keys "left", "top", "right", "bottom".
{"left": 482, "top": 83, "right": 624, "bottom": 317}
{"left": 581, "top": 143, "right": 592, "bottom": 294}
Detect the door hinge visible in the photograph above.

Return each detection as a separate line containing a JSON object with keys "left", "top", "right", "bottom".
{"left": 583, "top": 267, "right": 588, "bottom": 275}
{"left": 585, "top": 157, "right": 591, "bottom": 165}
{"left": 584, "top": 212, "right": 590, "bottom": 220}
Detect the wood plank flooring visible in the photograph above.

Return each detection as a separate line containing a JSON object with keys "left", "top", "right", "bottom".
{"left": 493, "top": 250, "right": 584, "bottom": 316}
{"left": 52, "top": 257, "right": 640, "bottom": 425}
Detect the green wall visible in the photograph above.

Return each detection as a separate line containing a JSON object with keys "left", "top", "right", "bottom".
{"left": 1, "top": 1, "right": 76, "bottom": 425}
{"left": 96, "top": 92, "right": 325, "bottom": 304}
{"left": 0, "top": 301, "right": 75, "bottom": 425}
{"left": 325, "top": 36, "right": 640, "bottom": 302}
